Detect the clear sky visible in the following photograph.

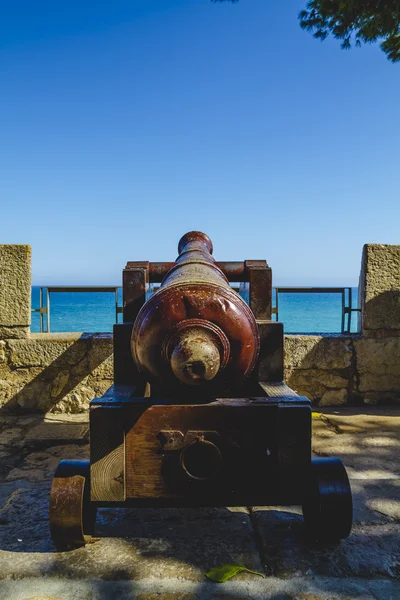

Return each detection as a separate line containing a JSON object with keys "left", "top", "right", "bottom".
{"left": 1, "top": 0, "right": 399, "bottom": 286}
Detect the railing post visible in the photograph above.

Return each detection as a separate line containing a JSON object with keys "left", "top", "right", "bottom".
{"left": 115, "top": 288, "right": 119, "bottom": 324}
{"left": 46, "top": 288, "right": 51, "bottom": 333}
{"left": 341, "top": 289, "right": 345, "bottom": 334}
{"left": 39, "top": 287, "right": 43, "bottom": 333}
{"left": 348, "top": 287, "right": 352, "bottom": 333}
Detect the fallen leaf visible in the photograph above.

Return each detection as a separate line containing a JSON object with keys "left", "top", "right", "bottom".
{"left": 205, "top": 564, "right": 265, "bottom": 583}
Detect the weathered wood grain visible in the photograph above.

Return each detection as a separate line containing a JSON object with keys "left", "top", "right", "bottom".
{"left": 124, "top": 398, "right": 310, "bottom": 502}
{"left": 90, "top": 404, "right": 125, "bottom": 502}
{"left": 259, "top": 381, "right": 298, "bottom": 397}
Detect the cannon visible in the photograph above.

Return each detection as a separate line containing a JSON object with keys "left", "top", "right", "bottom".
{"left": 49, "top": 231, "right": 353, "bottom": 547}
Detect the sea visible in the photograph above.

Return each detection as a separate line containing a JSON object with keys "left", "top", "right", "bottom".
{"left": 31, "top": 286, "right": 360, "bottom": 334}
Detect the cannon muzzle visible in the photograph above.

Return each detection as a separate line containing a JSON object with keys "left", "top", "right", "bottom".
{"left": 131, "top": 231, "right": 259, "bottom": 392}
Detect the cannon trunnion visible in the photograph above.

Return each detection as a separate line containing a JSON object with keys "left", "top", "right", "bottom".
{"left": 49, "top": 232, "right": 353, "bottom": 548}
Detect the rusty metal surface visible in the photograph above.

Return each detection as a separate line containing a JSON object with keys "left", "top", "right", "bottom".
{"left": 162, "top": 319, "right": 231, "bottom": 386}
{"left": 49, "top": 459, "right": 97, "bottom": 548}
{"left": 158, "top": 430, "right": 219, "bottom": 451}
{"left": 131, "top": 232, "right": 260, "bottom": 393}
{"left": 126, "top": 261, "right": 248, "bottom": 283}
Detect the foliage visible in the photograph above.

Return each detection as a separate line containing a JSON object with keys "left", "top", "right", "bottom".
{"left": 213, "top": 0, "right": 400, "bottom": 62}
{"left": 205, "top": 563, "right": 265, "bottom": 583}
{"left": 299, "top": 1, "right": 400, "bottom": 62}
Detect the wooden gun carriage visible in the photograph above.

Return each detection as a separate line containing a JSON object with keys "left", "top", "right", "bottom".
{"left": 49, "top": 232, "right": 353, "bottom": 547}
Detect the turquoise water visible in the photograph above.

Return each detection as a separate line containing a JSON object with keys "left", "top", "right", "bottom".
{"left": 31, "top": 286, "right": 359, "bottom": 334}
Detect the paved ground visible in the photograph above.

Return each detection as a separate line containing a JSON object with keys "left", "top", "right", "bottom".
{"left": 0, "top": 407, "right": 399, "bottom": 600}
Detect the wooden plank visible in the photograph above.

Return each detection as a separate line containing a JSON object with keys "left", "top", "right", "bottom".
{"left": 90, "top": 404, "right": 125, "bottom": 502}
{"left": 125, "top": 401, "right": 280, "bottom": 500}
{"left": 126, "top": 261, "right": 248, "bottom": 283}
{"left": 255, "top": 321, "right": 284, "bottom": 382}
{"left": 245, "top": 260, "right": 272, "bottom": 320}
{"left": 259, "top": 381, "right": 298, "bottom": 397}
{"left": 113, "top": 323, "right": 143, "bottom": 386}
{"left": 277, "top": 402, "right": 311, "bottom": 499}
{"left": 102, "top": 384, "right": 139, "bottom": 399}
{"left": 122, "top": 264, "right": 148, "bottom": 322}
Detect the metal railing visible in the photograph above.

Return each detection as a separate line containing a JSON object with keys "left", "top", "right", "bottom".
{"left": 31, "top": 286, "right": 123, "bottom": 333}
{"left": 272, "top": 287, "right": 360, "bottom": 334}
{"left": 32, "top": 285, "right": 360, "bottom": 334}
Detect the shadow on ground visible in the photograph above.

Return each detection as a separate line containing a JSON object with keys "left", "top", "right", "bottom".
{"left": 0, "top": 408, "right": 399, "bottom": 600}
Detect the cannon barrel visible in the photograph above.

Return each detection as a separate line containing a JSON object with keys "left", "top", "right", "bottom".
{"left": 131, "top": 231, "right": 260, "bottom": 392}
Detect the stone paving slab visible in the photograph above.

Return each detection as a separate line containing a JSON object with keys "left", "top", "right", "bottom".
{"left": 251, "top": 508, "right": 399, "bottom": 579}
{"left": 24, "top": 419, "right": 89, "bottom": 445}
{"left": 0, "top": 408, "right": 399, "bottom": 600}
{"left": 0, "top": 504, "right": 263, "bottom": 582}
{"left": 1, "top": 482, "right": 398, "bottom": 580}
{"left": 316, "top": 408, "right": 400, "bottom": 433}
{"left": 252, "top": 479, "right": 400, "bottom": 528}
{"left": 5, "top": 444, "right": 89, "bottom": 483}
{"left": 0, "top": 576, "right": 399, "bottom": 600}
{"left": 312, "top": 410, "right": 400, "bottom": 479}
{"left": 350, "top": 479, "right": 400, "bottom": 523}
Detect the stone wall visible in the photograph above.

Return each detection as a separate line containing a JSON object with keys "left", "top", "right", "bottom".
{"left": 2, "top": 332, "right": 399, "bottom": 413}
{"left": 0, "top": 243, "right": 399, "bottom": 413}
{"left": 284, "top": 334, "right": 400, "bottom": 406}
{"left": 286, "top": 244, "right": 400, "bottom": 406}
{"left": 0, "top": 245, "right": 31, "bottom": 339}
{"left": 284, "top": 334, "right": 355, "bottom": 406}
{"left": 0, "top": 333, "right": 113, "bottom": 413}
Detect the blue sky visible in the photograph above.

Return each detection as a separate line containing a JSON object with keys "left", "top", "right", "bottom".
{"left": 1, "top": 0, "right": 399, "bottom": 285}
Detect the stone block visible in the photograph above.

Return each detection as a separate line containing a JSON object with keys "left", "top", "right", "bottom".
{"left": 286, "top": 368, "right": 349, "bottom": 402}
{"left": 0, "top": 340, "right": 6, "bottom": 363}
{"left": 284, "top": 335, "right": 353, "bottom": 370}
{"left": 0, "top": 325, "right": 30, "bottom": 339}
{"left": 359, "top": 244, "right": 400, "bottom": 334}
{"left": 8, "top": 334, "right": 88, "bottom": 368}
{"left": 0, "top": 365, "right": 45, "bottom": 410}
{"left": 363, "top": 391, "right": 400, "bottom": 405}
{"left": 3, "top": 366, "right": 43, "bottom": 386}
{"left": 50, "top": 370, "right": 70, "bottom": 398}
{"left": 0, "top": 245, "right": 31, "bottom": 335}
{"left": 0, "top": 334, "right": 115, "bottom": 413}
{"left": 355, "top": 337, "right": 400, "bottom": 393}
{"left": 88, "top": 334, "right": 113, "bottom": 379}
{"left": 319, "top": 388, "right": 347, "bottom": 406}
{"left": 51, "top": 384, "right": 96, "bottom": 414}
{"left": 0, "top": 380, "right": 15, "bottom": 408}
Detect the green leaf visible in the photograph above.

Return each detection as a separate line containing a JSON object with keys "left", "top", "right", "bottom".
{"left": 205, "top": 564, "right": 265, "bottom": 583}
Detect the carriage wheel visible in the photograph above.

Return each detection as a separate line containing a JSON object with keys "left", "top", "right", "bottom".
{"left": 302, "top": 457, "right": 352, "bottom": 542}
{"left": 49, "top": 459, "right": 97, "bottom": 548}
